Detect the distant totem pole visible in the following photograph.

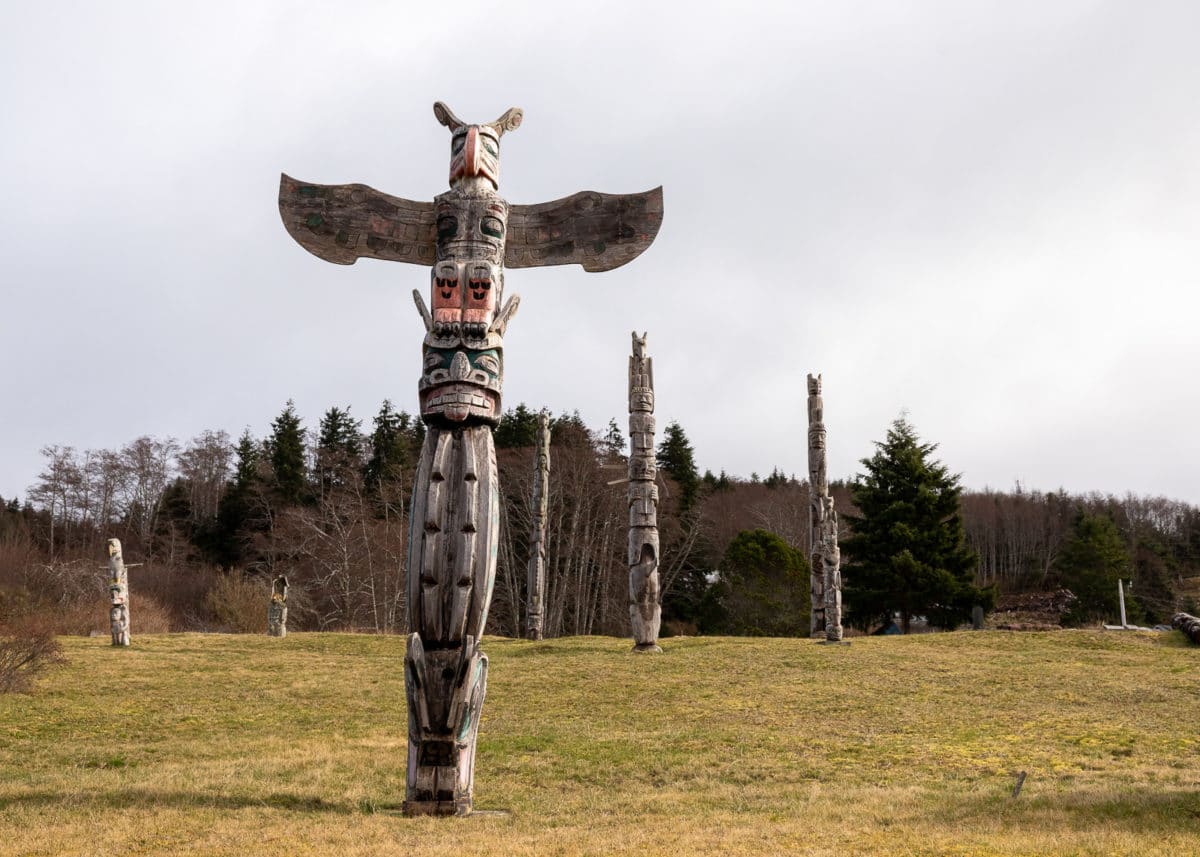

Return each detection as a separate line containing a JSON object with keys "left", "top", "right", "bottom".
{"left": 807, "top": 374, "right": 843, "bottom": 642}
{"left": 526, "top": 412, "right": 551, "bottom": 640}
{"left": 278, "top": 102, "right": 662, "bottom": 815}
{"left": 628, "top": 332, "right": 662, "bottom": 653}
{"left": 267, "top": 575, "right": 288, "bottom": 637}
{"left": 107, "top": 538, "right": 130, "bottom": 647}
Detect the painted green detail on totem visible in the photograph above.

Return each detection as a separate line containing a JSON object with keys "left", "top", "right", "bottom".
{"left": 481, "top": 216, "right": 504, "bottom": 239}
{"left": 335, "top": 229, "right": 350, "bottom": 246}
{"left": 298, "top": 186, "right": 322, "bottom": 197}
{"left": 593, "top": 241, "right": 606, "bottom": 253}
{"left": 306, "top": 214, "right": 324, "bottom": 228}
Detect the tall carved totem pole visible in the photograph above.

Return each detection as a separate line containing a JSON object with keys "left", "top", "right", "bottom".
{"left": 107, "top": 538, "right": 130, "bottom": 647}
{"left": 628, "top": 332, "right": 662, "bottom": 652}
{"left": 807, "top": 374, "right": 843, "bottom": 642}
{"left": 278, "top": 102, "right": 662, "bottom": 815}
{"left": 526, "top": 411, "right": 550, "bottom": 641}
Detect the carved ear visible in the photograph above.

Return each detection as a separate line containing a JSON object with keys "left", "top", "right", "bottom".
{"left": 488, "top": 107, "right": 523, "bottom": 136}
{"left": 433, "top": 101, "right": 465, "bottom": 132}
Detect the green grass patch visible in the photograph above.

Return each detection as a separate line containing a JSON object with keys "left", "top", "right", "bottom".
{"left": 1, "top": 630, "right": 1197, "bottom": 855}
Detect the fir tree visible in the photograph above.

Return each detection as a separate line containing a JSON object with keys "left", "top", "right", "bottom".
{"left": 315, "top": 405, "right": 362, "bottom": 493}
{"left": 1054, "top": 511, "right": 1135, "bottom": 625}
{"left": 363, "top": 399, "right": 410, "bottom": 492}
{"left": 656, "top": 420, "right": 699, "bottom": 513}
{"left": 494, "top": 403, "right": 540, "bottom": 448}
{"left": 266, "top": 400, "right": 308, "bottom": 506}
{"left": 842, "top": 416, "right": 990, "bottom": 633}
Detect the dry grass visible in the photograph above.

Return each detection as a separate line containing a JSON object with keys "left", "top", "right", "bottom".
{"left": 2, "top": 630, "right": 1198, "bottom": 856}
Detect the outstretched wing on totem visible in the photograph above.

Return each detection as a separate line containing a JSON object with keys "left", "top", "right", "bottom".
{"left": 278, "top": 174, "right": 437, "bottom": 266}
{"left": 506, "top": 187, "right": 663, "bottom": 272}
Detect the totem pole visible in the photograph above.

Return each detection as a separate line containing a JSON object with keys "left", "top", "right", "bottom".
{"left": 526, "top": 411, "right": 550, "bottom": 640}
{"left": 267, "top": 575, "right": 288, "bottom": 637}
{"left": 807, "top": 374, "right": 843, "bottom": 642}
{"left": 278, "top": 102, "right": 662, "bottom": 816}
{"left": 629, "top": 332, "right": 662, "bottom": 653}
{"left": 107, "top": 538, "right": 130, "bottom": 647}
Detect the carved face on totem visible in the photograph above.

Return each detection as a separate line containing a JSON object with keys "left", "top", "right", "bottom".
{"left": 107, "top": 538, "right": 122, "bottom": 559}
{"left": 433, "top": 102, "right": 523, "bottom": 191}
{"left": 807, "top": 373, "right": 822, "bottom": 397}
{"left": 419, "top": 339, "right": 504, "bottom": 425}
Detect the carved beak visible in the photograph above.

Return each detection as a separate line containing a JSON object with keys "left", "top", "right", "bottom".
{"left": 463, "top": 127, "right": 480, "bottom": 178}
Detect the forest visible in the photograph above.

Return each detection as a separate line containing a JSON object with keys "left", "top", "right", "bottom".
{"left": 2, "top": 399, "right": 1198, "bottom": 637}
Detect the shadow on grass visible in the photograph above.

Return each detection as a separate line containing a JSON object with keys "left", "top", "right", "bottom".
{"left": 937, "top": 786, "right": 1200, "bottom": 833}
{"left": 0, "top": 788, "right": 361, "bottom": 814}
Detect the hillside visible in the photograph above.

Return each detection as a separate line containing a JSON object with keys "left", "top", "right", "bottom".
{"left": 2, "top": 631, "right": 1198, "bottom": 856}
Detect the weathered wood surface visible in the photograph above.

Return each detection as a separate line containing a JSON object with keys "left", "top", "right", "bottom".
{"left": 278, "top": 100, "right": 662, "bottom": 816}
{"left": 807, "top": 374, "right": 843, "bottom": 642}
{"left": 525, "top": 413, "right": 550, "bottom": 640}
{"left": 1172, "top": 612, "right": 1200, "bottom": 645}
{"left": 405, "top": 425, "right": 498, "bottom": 814}
{"left": 507, "top": 188, "right": 663, "bottom": 272}
{"left": 267, "top": 575, "right": 288, "bottom": 638}
{"left": 107, "top": 538, "right": 130, "bottom": 647}
{"left": 628, "top": 332, "right": 662, "bottom": 653}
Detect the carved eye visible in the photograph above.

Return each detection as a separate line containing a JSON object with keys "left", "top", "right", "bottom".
{"left": 437, "top": 216, "right": 458, "bottom": 240}
{"left": 481, "top": 216, "right": 504, "bottom": 238}
{"left": 452, "top": 137, "right": 464, "bottom": 155}
{"left": 475, "top": 354, "right": 499, "bottom": 374}
{"left": 424, "top": 352, "right": 443, "bottom": 371}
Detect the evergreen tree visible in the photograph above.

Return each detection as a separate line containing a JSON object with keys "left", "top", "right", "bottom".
{"left": 842, "top": 417, "right": 989, "bottom": 633}
{"left": 493, "top": 403, "right": 540, "bottom": 448}
{"left": 698, "top": 529, "right": 809, "bottom": 636}
{"left": 315, "top": 405, "right": 362, "bottom": 493}
{"left": 603, "top": 418, "right": 625, "bottom": 458}
{"left": 200, "top": 429, "right": 263, "bottom": 568}
{"left": 1054, "top": 511, "right": 1135, "bottom": 625}
{"left": 266, "top": 400, "right": 308, "bottom": 506}
{"left": 363, "top": 399, "right": 410, "bottom": 492}
{"left": 656, "top": 420, "right": 700, "bottom": 513}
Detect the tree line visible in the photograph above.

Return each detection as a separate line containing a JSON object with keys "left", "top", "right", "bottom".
{"left": 2, "top": 404, "right": 1198, "bottom": 636}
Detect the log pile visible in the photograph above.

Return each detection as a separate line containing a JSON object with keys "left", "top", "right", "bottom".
{"left": 1171, "top": 612, "right": 1200, "bottom": 645}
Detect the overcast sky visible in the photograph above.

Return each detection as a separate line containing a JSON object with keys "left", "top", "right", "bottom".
{"left": 2, "top": 1, "right": 1198, "bottom": 505}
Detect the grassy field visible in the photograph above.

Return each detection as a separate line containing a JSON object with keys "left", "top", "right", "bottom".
{"left": 1, "top": 630, "right": 1197, "bottom": 856}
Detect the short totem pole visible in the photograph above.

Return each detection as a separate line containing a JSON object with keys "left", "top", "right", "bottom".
{"left": 267, "top": 575, "right": 288, "bottom": 637}
{"left": 807, "top": 374, "right": 843, "bottom": 642}
{"left": 525, "top": 412, "right": 550, "bottom": 641}
{"left": 107, "top": 538, "right": 130, "bottom": 647}
{"left": 279, "top": 102, "right": 661, "bottom": 815}
{"left": 629, "top": 332, "right": 662, "bottom": 653}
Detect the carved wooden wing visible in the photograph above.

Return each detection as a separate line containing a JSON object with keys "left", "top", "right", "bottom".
{"left": 278, "top": 174, "right": 436, "bottom": 266}
{"left": 505, "top": 187, "right": 663, "bottom": 273}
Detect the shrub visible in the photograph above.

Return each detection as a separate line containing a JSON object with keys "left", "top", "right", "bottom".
{"left": 0, "top": 619, "right": 65, "bottom": 693}
{"left": 204, "top": 573, "right": 270, "bottom": 633}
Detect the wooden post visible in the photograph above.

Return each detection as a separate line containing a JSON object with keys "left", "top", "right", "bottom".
{"left": 278, "top": 101, "right": 662, "bottom": 816}
{"left": 525, "top": 412, "right": 550, "bottom": 640}
{"left": 1118, "top": 580, "right": 1128, "bottom": 628}
{"left": 628, "top": 332, "right": 662, "bottom": 653}
{"left": 106, "top": 538, "right": 130, "bottom": 647}
{"left": 808, "top": 374, "right": 843, "bottom": 642}
{"left": 267, "top": 575, "right": 288, "bottom": 637}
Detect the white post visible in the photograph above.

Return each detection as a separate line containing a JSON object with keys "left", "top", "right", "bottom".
{"left": 1118, "top": 579, "right": 1128, "bottom": 628}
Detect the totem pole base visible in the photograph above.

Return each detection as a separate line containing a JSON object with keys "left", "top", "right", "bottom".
{"left": 630, "top": 643, "right": 663, "bottom": 654}
{"left": 402, "top": 797, "right": 474, "bottom": 817}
